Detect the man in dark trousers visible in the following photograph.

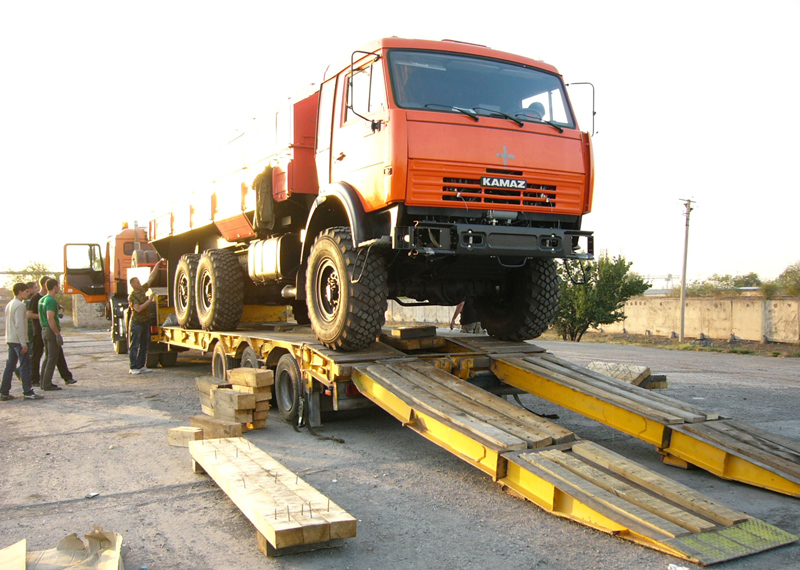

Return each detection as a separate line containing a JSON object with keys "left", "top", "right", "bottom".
{"left": 30, "top": 275, "right": 75, "bottom": 387}
{"left": 128, "top": 259, "right": 164, "bottom": 374}
{"left": 38, "top": 278, "right": 77, "bottom": 391}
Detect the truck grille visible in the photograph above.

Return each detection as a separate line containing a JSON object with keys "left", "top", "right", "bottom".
{"left": 408, "top": 160, "right": 585, "bottom": 215}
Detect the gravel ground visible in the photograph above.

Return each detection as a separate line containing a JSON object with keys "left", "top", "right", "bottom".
{"left": 0, "top": 329, "right": 798, "bottom": 570}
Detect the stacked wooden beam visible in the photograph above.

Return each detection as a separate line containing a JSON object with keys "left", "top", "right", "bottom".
{"left": 194, "top": 368, "right": 273, "bottom": 432}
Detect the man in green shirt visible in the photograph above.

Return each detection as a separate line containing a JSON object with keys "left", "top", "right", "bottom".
{"left": 38, "top": 278, "right": 71, "bottom": 390}
{"left": 128, "top": 259, "right": 164, "bottom": 374}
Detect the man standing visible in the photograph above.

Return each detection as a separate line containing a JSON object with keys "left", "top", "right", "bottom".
{"left": 27, "top": 278, "right": 45, "bottom": 386}
{"left": 128, "top": 259, "right": 164, "bottom": 375}
{"left": 38, "top": 278, "right": 76, "bottom": 390}
{"left": 2, "top": 283, "right": 43, "bottom": 401}
{"left": 31, "top": 275, "right": 75, "bottom": 386}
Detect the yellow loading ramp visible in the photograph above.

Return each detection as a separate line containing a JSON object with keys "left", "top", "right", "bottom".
{"left": 351, "top": 359, "right": 796, "bottom": 565}
{"left": 474, "top": 343, "right": 800, "bottom": 498}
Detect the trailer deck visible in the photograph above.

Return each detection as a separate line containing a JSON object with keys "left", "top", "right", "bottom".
{"left": 154, "top": 325, "right": 799, "bottom": 564}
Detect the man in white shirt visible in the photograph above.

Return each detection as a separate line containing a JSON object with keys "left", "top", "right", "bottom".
{"left": 2, "top": 283, "right": 43, "bottom": 400}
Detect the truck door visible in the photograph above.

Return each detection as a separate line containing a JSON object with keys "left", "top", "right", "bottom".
{"left": 63, "top": 243, "right": 107, "bottom": 303}
{"left": 330, "top": 56, "right": 388, "bottom": 212}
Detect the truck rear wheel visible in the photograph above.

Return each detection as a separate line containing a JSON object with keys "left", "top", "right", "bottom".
{"left": 306, "top": 227, "right": 387, "bottom": 351}
{"left": 240, "top": 346, "right": 260, "bottom": 368}
{"left": 196, "top": 249, "right": 244, "bottom": 331}
{"left": 476, "top": 258, "right": 560, "bottom": 341}
{"left": 174, "top": 254, "right": 200, "bottom": 328}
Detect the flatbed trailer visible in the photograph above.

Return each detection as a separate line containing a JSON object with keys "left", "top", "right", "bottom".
{"left": 148, "top": 314, "right": 799, "bottom": 565}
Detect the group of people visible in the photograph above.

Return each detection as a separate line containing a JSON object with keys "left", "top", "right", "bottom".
{"left": 1, "top": 276, "right": 76, "bottom": 401}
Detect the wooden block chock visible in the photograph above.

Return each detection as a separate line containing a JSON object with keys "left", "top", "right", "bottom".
{"left": 189, "top": 437, "right": 356, "bottom": 556}
{"left": 167, "top": 426, "right": 203, "bottom": 447}
{"left": 228, "top": 368, "right": 274, "bottom": 388}
{"left": 190, "top": 414, "right": 243, "bottom": 439}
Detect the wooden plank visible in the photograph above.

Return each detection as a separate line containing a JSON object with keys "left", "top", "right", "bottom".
{"left": 448, "top": 337, "right": 546, "bottom": 354}
{"left": 380, "top": 334, "right": 446, "bottom": 352}
{"left": 212, "top": 388, "right": 257, "bottom": 410}
{"left": 503, "top": 357, "right": 686, "bottom": 425}
{"left": 196, "top": 376, "right": 231, "bottom": 395}
{"left": 677, "top": 423, "right": 800, "bottom": 480}
{"left": 190, "top": 414, "right": 243, "bottom": 438}
{"left": 538, "top": 449, "right": 717, "bottom": 533}
{"left": 539, "top": 354, "right": 720, "bottom": 420}
{"left": 528, "top": 356, "right": 708, "bottom": 423}
{"left": 384, "top": 325, "right": 437, "bottom": 339}
{"left": 231, "top": 384, "right": 273, "bottom": 401}
{"left": 711, "top": 420, "right": 800, "bottom": 462}
{"left": 0, "top": 538, "right": 26, "bottom": 569}
{"left": 587, "top": 361, "right": 651, "bottom": 385}
{"left": 228, "top": 368, "right": 274, "bottom": 388}
{"left": 214, "top": 408, "right": 254, "bottom": 423}
{"left": 571, "top": 441, "right": 749, "bottom": 526}
{"left": 189, "top": 438, "right": 356, "bottom": 549}
{"left": 386, "top": 362, "right": 554, "bottom": 449}
{"left": 362, "top": 364, "right": 528, "bottom": 452}
{"left": 520, "top": 452, "right": 689, "bottom": 539}
{"left": 167, "top": 426, "right": 203, "bottom": 447}
{"left": 401, "top": 360, "right": 574, "bottom": 444}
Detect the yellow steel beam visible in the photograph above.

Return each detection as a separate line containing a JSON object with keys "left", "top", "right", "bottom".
{"left": 492, "top": 358, "right": 668, "bottom": 447}
{"left": 664, "top": 428, "right": 800, "bottom": 498}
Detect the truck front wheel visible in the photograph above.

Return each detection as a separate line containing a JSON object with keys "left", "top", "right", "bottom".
{"left": 174, "top": 254, "right": 200, "bottom": 329}
{"left": 306, "top": 227, "right": 387, "bottom": 351}
{"left": 475, "top": 258, "right": 560, "bottom": 341}
{"left": 196, "top": 249, "right": 244, "bottom": 331}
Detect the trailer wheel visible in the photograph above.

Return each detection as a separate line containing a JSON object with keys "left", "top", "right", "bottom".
{"left": 196, "top": 249, "right": 244, "bottom": 331}
{"left": 159, "top": 351, "right": 178, "bottom": 368}
{"left": 476, "top": 258, "right": 560, "bottom": 341}
{"left": 113, "top": 339, "right": 128, "bottom": 355}
{"left": 212, "top": 343, "right": 236, "bottom": 380}
{"left": 146, "top": 352, "right": 160, "bottom": 369}
{"left": 275, "top": 354, "right": 302, "bottom": 423}
{"left": 306, "top": 227, "right": 387, "bottom": 351}
{"left": 240, "top": 346, "right": 260, "bottom": 368}
{"left": 174, "top": 254, "right": 201, "bottom": 329}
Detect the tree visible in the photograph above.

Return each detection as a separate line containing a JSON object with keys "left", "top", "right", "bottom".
{"left": 552, "top": 254, "right": 650, "bottom": 342}
{"left": 775, "top": 261, "right": 800, "bottom": 296}
{"left": 2, "top": 261, "right": 54, "bottom": 289}
{"left": 674, "top": 272, "right": 762, "bottom": 297}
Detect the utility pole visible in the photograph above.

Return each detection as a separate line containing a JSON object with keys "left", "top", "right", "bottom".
{"left": 679, "top": 199, "right": 694, "bottom": 342}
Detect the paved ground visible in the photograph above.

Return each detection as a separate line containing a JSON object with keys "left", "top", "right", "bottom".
{"left": 0, "top": 329, "right": 798, "bottom": 570}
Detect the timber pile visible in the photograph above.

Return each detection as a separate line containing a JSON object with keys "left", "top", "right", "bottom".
{"left": 195, "top": 368, "right": 273, "bottom": 431}
{"left": 380, "top": 326, "right": 445, "bottom": 351}
{"left": 587, "top": 360, "right": 669, "bottom": 390}
{"left": 190, "top": 437, "right": 357, "bottom": 556}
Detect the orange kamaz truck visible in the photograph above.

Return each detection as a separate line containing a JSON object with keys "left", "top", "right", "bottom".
{"left": 143, "top": 37, "right": 593, "bottom": 351}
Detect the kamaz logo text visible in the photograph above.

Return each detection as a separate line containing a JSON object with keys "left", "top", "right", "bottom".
{"left": 480, "top": 177, "right": 527, "bottom": 189}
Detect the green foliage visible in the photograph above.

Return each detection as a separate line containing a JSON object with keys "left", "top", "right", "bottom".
{"left": 675, "top": 272, "right": 762, "bottom": 297}
{"left": 2, "top": 261, "right": 71, "bottom": 312}
{"left": 775, "top": 261, "right": 800, "bottom": 296}
{"left": 552, "top": 254, "right": 650, "bottom": 342}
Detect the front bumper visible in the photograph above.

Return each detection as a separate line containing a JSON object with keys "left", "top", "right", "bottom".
{"left": 391, "top": 223, "right": 593, "bottom": 260}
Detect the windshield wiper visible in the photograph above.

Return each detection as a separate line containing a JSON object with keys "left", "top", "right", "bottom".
{"left": 515, "top": 113, "right": 564, "bottom": 133}
{"left": 473, "top": 107, "right": 524, "bottom": 127}
{"left": 424, "top": 103, "right": 479, "bottom": 122}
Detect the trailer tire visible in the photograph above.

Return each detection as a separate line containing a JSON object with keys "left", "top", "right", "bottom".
{"left": 476, "top": 258, "right": 560, "bottom": 341}
{"left": 159, "top": 351, "right": 178, "bottom": 367}
{"left": 275, "top": 354, "right": 302, "bottom": 423}
{"left": 146, "top": 352, "right": 160, "bottom": 369}
{"left": 240, "top": 346, "right": 260, "bottom": 368}
{"left": 196, "top": 249, "right": 244, "bottom": 331}
{"left": 113, "top": 339, "right": 128, "bottom": 355}
{"left": 174, "top": 254, "right": 201, "bottom": 329}
{"left": 212, "top": 343, "right": 235, "bottom": 380}
{"left": 306, "top": 227, "right": 387, "bottom": 351}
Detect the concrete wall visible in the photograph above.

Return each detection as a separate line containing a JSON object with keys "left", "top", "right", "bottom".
{"left": 603, "top": 297, "right": 800, "bottom": 343}
{"left": 72, "top": 296, "right": 109, "bottom": 329}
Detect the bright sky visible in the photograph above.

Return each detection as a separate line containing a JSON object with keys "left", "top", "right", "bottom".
{"left": 2, "top": 0, "right": 798, "bottom": 286}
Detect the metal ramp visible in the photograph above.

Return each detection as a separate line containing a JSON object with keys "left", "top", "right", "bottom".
{"left": 351, "top": 358, "right": 796, "bottom": 565}
{"left": 485, "top": 348, "right": 800, "bottom": 498}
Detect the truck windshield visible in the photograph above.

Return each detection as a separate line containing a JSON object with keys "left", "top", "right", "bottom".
{"left": 387, "top": 49, "right": 575, "bottom": 129}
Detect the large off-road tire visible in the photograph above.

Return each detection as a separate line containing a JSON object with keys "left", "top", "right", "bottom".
{"left": 305, "top": 227, "right": 387, "bottom": 351}
{"left": 274, "top": 354, "right": 302, "bottom": 423}
{"left": 475, "top": 258, "right": 560, "bottom": 341}
{"left": 174, "top": 254, "right": 200, "bottom": 329}
{"left": 291, "top": 300, "right": 310, "bottom": 325}
{"left": 196, "top": 249, "right": 244, "bottom": 331}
